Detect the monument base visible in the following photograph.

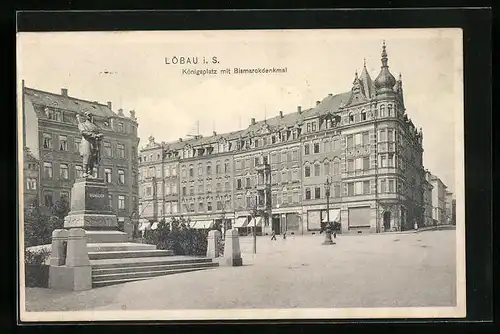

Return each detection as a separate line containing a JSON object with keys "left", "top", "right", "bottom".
{"left": 64, "top": 213, "right": 118, "bottom": 230}
{"left": 49, "top": 265, "right": 92, "bottom": 291}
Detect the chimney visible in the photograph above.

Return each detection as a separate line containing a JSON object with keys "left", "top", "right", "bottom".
{"left": 279, "top": 111, "right": 283, "bottom": 118}
{"left": 316, "top": 101, "right": 321, "bottom": 106}
{"left": 107, "top": 101, "right": 112, "bottom": 110}
{"left": 118, "top": 108, "right": 124, "bottom": 116}
{"left": 179, "top": 138, "right": 183, "bottom": 142}
{"left": 328, "top": 93, "right": 333, "bottom": 97}
{"left": 213, "top": 131, "right": 217, "bottom": 136}
{"left": 251, "top": 118, "right": 256, "bottom": 125}
{"left": 297, "top": 106, "right": 302, "bottom": 113}
{"left": 61, "top": 88, "right": 68, "bottom": 96}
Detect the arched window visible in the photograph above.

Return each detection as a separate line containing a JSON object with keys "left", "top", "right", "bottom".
{"left": 380, "top": 105, "right": 386, "bottom": 118}
{"left": 349, "top": 113, "right": 354, "bottom": 123}
{"left": 387, "top": 104, "right": 393, "bottom": 117}
{"left": 361, "top": 109, "right": 367, "bottom": 121}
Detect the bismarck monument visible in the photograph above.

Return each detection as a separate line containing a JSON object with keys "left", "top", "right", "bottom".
{"left": 63, "top": 112, "right": 128, "bottom": 243}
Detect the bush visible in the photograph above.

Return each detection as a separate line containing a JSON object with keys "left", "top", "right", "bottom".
{"left": 24, "top": 205, "right": 52, "bottom": 248}
{"left": 24, "top": 248, "right": 51, "bottom": 288}
{"left": 144, "top": 218, "right": 209, "bottom": 256}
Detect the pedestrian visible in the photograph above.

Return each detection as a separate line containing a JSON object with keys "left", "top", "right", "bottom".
{"left": 271, "top": 230, "right": 277, "bottom": 241}
{"left": 282, "top": 231, "right": 287, "bottom": 240}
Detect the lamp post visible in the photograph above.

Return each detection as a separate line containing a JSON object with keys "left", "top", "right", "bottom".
{"left": 323, "top": 176, "right": 335, "bottom": 245}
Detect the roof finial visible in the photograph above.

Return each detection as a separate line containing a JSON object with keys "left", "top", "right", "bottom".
{"left": 363, "top": 58, "right": 367, "bottom": 68}
{"left": 399, "top": 73, "right": 402, "bottom": 81}
{"left": 381, "top": 40, "right": 388, "bottom": 67}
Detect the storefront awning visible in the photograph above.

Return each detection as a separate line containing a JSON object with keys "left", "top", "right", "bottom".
{"left": 322, "top": 209, "right": 341, "bottom": 223}
{"left": 233, "top": 217, "right": 249, "bottom": 228}
{"left": 248, "top": 217, "right": 263, "bottom": 227}
{"left": 191, "top": 220, "right": 213, "bottom": 229}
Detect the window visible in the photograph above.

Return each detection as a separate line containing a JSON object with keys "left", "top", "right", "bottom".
{"left": 43, "top": 162, "right": 53, "bottom": 179}
{"left": 347, "top": 135, "right": 353, "bottom": 148}
{"left": 355, "top": 182, "right": 363, "bottom": 195}
{"left": 216, "top": 200, "right": 222, "bottom": 210}
{"left": 304, "top": 144, "right": 310, "bottom": 155}
{"left": 165, "top": 167, "right": 170, "bottom": 177}
{"left": 361, "top": 110, "right": 367, "bottom": 121}
{"left": 237, "top": 179, "right": 242, "bottom": 189}
{"left": 389, "top": 179, "right": 395, "bottom": 192}
{"left": 363, "top": 157, "right": 370, "bottom": 170}
{"left": 225, "top": 181, "right": 230, "bottom": 191}
{"left": 349, "top": 113, "right": 354, "bottom": 122}
{"left": 388, "top": 153, "right": 394, "bottom": 167}
{"left": 117, "top": 122, "right": 124, "bottom": 132}
{"left": 305, "top": 166, "right": 311, "bottom": 177}
{"left": 315, "top": 187, "right": 321, "bottom": 199}
{"left": 287, "top": 152, "right": 292, "bottom": 162}
{"left": 198, "top": 165, "right": 203, "bottom": 176}
{"left": 347, "top": 159, "right": 354, "bottom": 172}
{"left": 26, "top": 178, "right": 37, "bottom": 190}
{"left": 334, "top": 184, "right": 341, "bottom": 197}
{"left": 314, "top": 143, "right": 320, "bottom": 154}
{"left": 189, "top": 166, "right": 194, "bottom": 177}
{"left": 60, "top": 163, "right": 69, "bottom": 179}
{"left": 305, "top": 188, "right": 311, "bottom": 200}
{"left": 44, "top": 192, "right": 53, "bottom": 207}
{"left": 206, "top": 165, "right": 212, "bottom": 175}
{"left": 312, "top": 122, "right": 317, "bottom": 132}
{"left": 379, "top": 129, "right": 387, "bottom": 142}
{"left": 263, "top": 156, "right": 269, "bottom": 165}
{"left": 216, "top": 182, "right": 222, "bottom": 192}
{"left": 380, "top": 179, "right": 387, "bottom": 193}
{"left": 59, "top": 135, "right": 68, "bottom": 151}
{"left": 189, "top": 186, "right": 194, "bottom": 195}
{"left": 292, "top": 149, "right": 299, "bottom": 161}
{"left": 118, "top": 170, "right": 125, "bottom": 184}
{"left": 75, "top": 165, "right": 83, "bottom": 179}
{"left": 118, "top": 195, "right": 126, "bottom": 210}
{"left": 182, "top": 186, "right": 186, "bottom": 196}
{"left": 254, "top": 157, "right": 260, "bottom": 166}
{"left": 108, "top": 195, "right": 113, "bottom": 209}
{"left": 207, "top": 184, "right": 212, "bottom": 193}
{"left": 224, "top": 162, "right": 230, "bottom": 173}
{"left": 355, "top": 133, "right": 362, "bottom": 146}
{"left": 207, "top": 201, "right": 212, "bottom": 211}
{"left": 355, "top": 158, "right": 362, "bottom": 170}
{"left": 334, "top": 161, "right": 340, "bottom": 175}
{"left": 172, "top": 167, "right": 177, "bottom": 176}
{"left": 254, "top": 139, "right": 259, "bottom": 148}
{"left": 388, "top": 129, "right": 394, "bottom": 142}
{"left": 43, "top": 133, "right": 52, "bottom": 149}
{"left": 293, "top": 169, "right": 299, "bottom": 181}
{"left": 388, "top": 104, "right": 393, "bottom": 116}
{"left": 380, "top": 105, "right": 386, "bottom": 117}
{"left": 363, "top": 181, "right": 370, "bottom": 194}
{"left": 245, "top": 177, "right": 251, "bottom": 188}
{"left": 306, "top": 123, "right": 311, "bottom": 133}
{"left": 362, "top": 132, "right": 370, "bottom": 145}
{"left": 314, "top": 164, "right": 320, "bottom": 176}
{"left": 324, "top": 161, "right": 330, "bottom": 175}
{"left": 199, "top": 202, "right": 204, "bottom": 212}
{"left": 117, "top": 144, "right": 125, "bottom": 158}
{"left": 380, "top": 155, "right": 387, "bottom": 168}
{"left": 104, "top": 168, "right": 112, "bottom": 183}
{"left": 348, "top": 183, "right": 354, "bottom": 196}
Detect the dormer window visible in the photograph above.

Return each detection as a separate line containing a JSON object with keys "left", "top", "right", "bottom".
{"left": 117, "top": 122, "right": 124, "bottom": 132}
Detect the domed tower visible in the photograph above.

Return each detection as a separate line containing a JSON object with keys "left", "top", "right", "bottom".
{"left": 374, "top": 41, "right": 397, "bottom": 96}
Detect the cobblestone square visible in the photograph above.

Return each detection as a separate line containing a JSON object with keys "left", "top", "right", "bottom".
{"left": 25, "top": 229, "right": 456, "bottom": 311}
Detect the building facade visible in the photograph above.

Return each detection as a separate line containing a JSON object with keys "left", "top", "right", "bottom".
{"left": 429, "top": 174, "right": 448, "bottom": 225}
{"left": 22, "top": 82, "right": 140, "bottom": 224}
{"left": 445, "top": 190, "right": 455, "bottom": 225}
{"left": 23, "top": 147, "right": 40, "bottom": 207}
{"left": 138, "top": 42, "right": 426, "bottom": 234}
{"left": 422, "top": 170, "right": 434, "bottom": 227}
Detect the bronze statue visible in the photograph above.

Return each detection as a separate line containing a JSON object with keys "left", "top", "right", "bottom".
{"left": 77, "top": 112, "right": 103, "bottom": 178}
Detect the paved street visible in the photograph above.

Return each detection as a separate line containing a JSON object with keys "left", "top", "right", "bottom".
{"left": 25, "top": 229, "right": 456, "bottom": 311}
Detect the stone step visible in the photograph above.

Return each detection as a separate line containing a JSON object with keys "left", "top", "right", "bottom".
{"left": 90, "top": 256, "right": 213, "bottom": 270}
{"left": 88, "top": 249, "right": 174, "bottom": 260}
{"left": 92, "top": 263, "right": 218, "bottom": 281}
{"left": 92, "top": 267, "right": 215, "bottom": 288}
{"left": 87, "top": 242, "right": 156, "bottom": 252}
{"left": 92, "top": 261, "right": 218, "bottom": 275}
{"left": 85, "top": 230, "right": 129, "bottom": 243}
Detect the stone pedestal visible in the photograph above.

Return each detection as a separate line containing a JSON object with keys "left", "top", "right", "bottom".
{"left": 223, "top": 229, "right": 242, "bottom": 266}
{"left": 64, "top": 178, "right": 118, "bottom": 230}
{"left": 49, "top": 229, "right": 68, "bottom": 266}
{"left": 206, "top": 230, "right": 221, "bottom": 259}
{"left": 49, "top": 228, "right": 92, "bottom": 291}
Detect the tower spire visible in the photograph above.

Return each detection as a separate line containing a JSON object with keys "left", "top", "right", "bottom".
{"left": 381, "top": 40, "right": 388, "bottom": 67}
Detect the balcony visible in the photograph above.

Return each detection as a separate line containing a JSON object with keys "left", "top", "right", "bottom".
{"left": 255, "top": 163, "right": 271, "bottom": 171}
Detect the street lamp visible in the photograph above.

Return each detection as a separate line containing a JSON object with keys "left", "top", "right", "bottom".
{"left": 322, "top": 176, "right": 335, "bottom": 245}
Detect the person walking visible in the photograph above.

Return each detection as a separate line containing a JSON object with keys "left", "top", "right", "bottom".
{"left": 270, "top": 230, "right": 277, "bottom": 241}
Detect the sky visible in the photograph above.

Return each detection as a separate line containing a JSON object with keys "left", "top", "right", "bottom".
{"left": 17, "top": 29, "right": 463, "bottom": 193}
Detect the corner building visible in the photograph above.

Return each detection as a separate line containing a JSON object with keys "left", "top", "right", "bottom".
{"left": 139, "top": 42, "right": 426, "bottom": 234}
{"left": 22, "top": 82, "right": 140, "bottom": 225}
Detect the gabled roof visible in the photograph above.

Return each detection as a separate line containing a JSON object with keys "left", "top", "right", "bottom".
{"left": 24, "top": 87, "right": 116, "bottom": 118}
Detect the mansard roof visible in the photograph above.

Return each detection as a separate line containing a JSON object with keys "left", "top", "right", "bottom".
{"left": 24, "top": 87, "right": 117, "bottom": 119}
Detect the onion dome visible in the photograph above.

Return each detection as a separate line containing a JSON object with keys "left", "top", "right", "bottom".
{"left": 374, "top": 41, "right": 397, "bottom": 94}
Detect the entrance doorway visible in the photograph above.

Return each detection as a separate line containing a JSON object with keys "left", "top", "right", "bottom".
{"left": 383, "top": 211, "right": 391, "bottom": 231}
{"left": 272, "top": 216, "right": 280, "bottom": 233}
